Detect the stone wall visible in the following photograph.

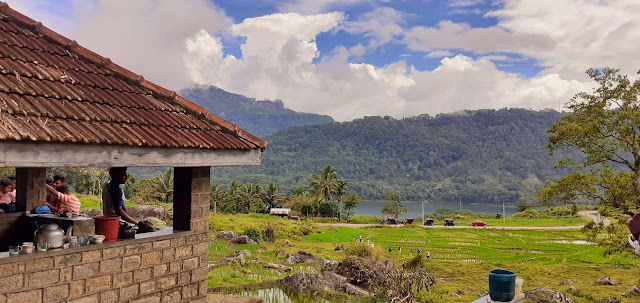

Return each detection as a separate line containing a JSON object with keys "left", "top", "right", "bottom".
{"left": 0, "top": 230, "right": 209, "bottom": 303}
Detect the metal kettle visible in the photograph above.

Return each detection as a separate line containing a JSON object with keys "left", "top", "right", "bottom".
{"left": 34, "top": 223, "right": 66, "bottom": 249}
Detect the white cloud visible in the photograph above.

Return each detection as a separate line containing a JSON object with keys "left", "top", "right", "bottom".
{"left": 448, "top": 0, "right": 485, "bottom": 7}
{"left": 277, "top": 0, "right": 371, "bottom": 14}
{"left": 426, "top": 50, "right": 455, "bottom": 58}
{"left": 341, "top": 7, "right": 404, "bottom": 49}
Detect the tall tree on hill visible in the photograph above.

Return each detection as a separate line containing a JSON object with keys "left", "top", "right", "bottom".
{"left": 381, "top": 191, "right": 407, "bottom": 219}
{"left": 539, "top": 68, "right": 640, "bottom": 212}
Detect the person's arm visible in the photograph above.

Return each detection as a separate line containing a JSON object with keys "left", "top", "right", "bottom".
{"left": 44, "top": 185, "right": 60, "bottom": 212}
{"left": 115, "top": 206, "right": 137, "bottom": 224}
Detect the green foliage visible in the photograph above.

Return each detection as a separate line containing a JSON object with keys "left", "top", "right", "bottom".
{"left": 249, "top": 198, "right": 267, "bottom": 214}
{"left": 381, "top": 191, "right": 407, "bottom": 219}
{"left": 342, "top": 242, "right": 372, "bottom": 258}
{"left": 242, "top": 227, "right": 263, "bottom": 243}
{"left": 543, "top": 68, "right": 640, "bottom": 211}
{"left": 342, "top": 193, "right": 361, "bottom": 221}
{"left": 138, "top": 168, "right": 173, "bottom": 204}
{"left": 211, "top": 108, "right": 573, "bottom": 203}
{"left": 514, "top": 200, "right": 531, "bottom": 212}
{"left": 181, "top": 85, "right": 333, "bottom": 137}
{"left": 582, "top": 219, "right": 632, "bottom": 255}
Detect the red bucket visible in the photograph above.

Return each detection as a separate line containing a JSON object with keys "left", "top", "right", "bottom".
{"left": 94, "top": 216, "right": 120, "bottom": 242}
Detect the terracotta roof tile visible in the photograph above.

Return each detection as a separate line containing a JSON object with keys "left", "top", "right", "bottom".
{"left": 0, "top": 3, "right": 266, "bottom": 150}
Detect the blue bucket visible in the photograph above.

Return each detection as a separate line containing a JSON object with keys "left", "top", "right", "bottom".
{"left": 489, "top": 269, "right": 516, "bottom": 302}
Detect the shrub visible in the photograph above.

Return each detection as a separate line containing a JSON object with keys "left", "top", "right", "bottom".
{"left": 243, "top": 228, "right": 262, "bottom": 243}
{"left": 343, "top": 242, "right": 372, "bottom": 258}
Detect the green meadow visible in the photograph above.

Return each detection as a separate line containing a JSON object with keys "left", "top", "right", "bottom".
{"left": 208, "top": 214, "right": 640, "bottom": 302}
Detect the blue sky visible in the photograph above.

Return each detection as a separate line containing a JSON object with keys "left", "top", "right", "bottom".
{"left": 8, "top": 0, "right": 640, "bottom": 121}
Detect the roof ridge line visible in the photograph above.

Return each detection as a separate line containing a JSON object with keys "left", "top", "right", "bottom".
{"left": 0, "top": 1, "right": 267, "bottom": 151}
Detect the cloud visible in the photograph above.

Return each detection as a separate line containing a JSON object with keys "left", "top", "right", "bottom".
{"left": 447, "top": 0, "right": 486, "bottom": 7}
{"left": 277, "top": 0, "right": 372, "bottom": 14}
{"left": 341, "top": 7, "right": 405, "bottom": 49}
{"left": 426, "top": 50, "right": 455, "bottom": 58}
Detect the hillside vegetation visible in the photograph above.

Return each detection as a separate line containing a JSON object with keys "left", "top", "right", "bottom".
{"left": 211, "top": 108, "right": 582, "bottom": 204}
{"left": 180, "top": 85, "right": 334, "bottom": 137}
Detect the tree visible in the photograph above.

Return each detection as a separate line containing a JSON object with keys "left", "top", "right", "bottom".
{"left": 262, "top": 182, "right": 286, "bottom": 211}
{"left": 139, "top": 168, "right": 174, "bottom": 204}
{"left": 309, "top": 165, "right": 340, "bottom": 201}
{"left": 342, "top": 193, "right": 360, "bottom": 221}
{"left": 540, "top": 68, "right": 640, "bottom": 212}
{"left": 381, "top": 191, "right": 407, "bottom": 219}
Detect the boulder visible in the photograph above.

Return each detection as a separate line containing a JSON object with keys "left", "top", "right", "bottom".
{"left": 334, "top": 244, "right": 343, "bottom": 251}
{"left": 230, "top": 235, "right": 256, "bottom": 245}
{"left": 345, "top": 283, "right": 370, "bottom": 296}
{"left": 623, "top": 286, "right": 640, "bottom": 297}
{"left": 216, "top": 231, "right": 237, "bottom": 240}
{"left": 275, "top": 250, "right": 288, "bottom": 258}
{"left": 264, "top": 263, "right": 292, "bottom": 272}
{"left": 284, "top": 239, "right": 291, "bottom": 247}
{"left": 596, "top": 276, "right": 616, "bottom": 285}
{"left": 216, "top": 250, "right": 252, "bottom": 267}
{"left": 567, "top": 286, "right": 577, "bottom": 292}
{"left": 525, "top": 288, "right": 575, "bottom": 303}
{"left": 79, "top": 209, "right": 102, "bottom": 218}
{"left": 286, "top": 250, "right": 322, "bottom": 264}
{"left": 595, "top": 297, "right": 621, "bottom": 303}
{"left": 562, "top": 279, "right": 574, "bottom": 285}
{"left": 126, "top": 205, "right": 170, "bottom": 220}
{"left": 280, "top": 272, "right": 349, "bottom": 294}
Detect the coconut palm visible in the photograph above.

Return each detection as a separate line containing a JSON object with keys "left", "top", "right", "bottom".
{"left": 310, "top": 165, "right": 340, "bottom": 202}
{"left": 262, "top": 182, "right": 286, "bottom": 211}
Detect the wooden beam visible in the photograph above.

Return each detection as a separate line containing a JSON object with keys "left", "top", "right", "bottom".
{"left": 0, "top": 142, "right": 261, "bottom": 167}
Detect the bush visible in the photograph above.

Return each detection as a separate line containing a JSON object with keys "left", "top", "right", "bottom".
{"left": 243, "top": 228, "right": 263, "bottom": 243}
{"left": 343, "top": 242, "right": 372, "bottom": 258}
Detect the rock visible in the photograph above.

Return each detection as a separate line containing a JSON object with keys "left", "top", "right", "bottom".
{"left": 596, "top": 276, "right": 616, "bottom": 285}
{"left": 230, "top": 235, "right": 256, "bottom": 245}
{"left": 595, "top": 297, "right": 621, "bottom": 303}
{"left": 284, "top": 239, "right": 291, "bottom": 247}
{"left": 451, "top": 293, "right": 462, "bottom": 298}
{"left": 322, "top": 259, "right": 339, "bottom": 272}
{"left": 476, "top": 290, "right": 489, "bottom": 298}
{"left": 562, "top": 279, "right": 574, "bottom": 285}
{"left": 280, "top": 272, "right": 349, "bottom": 295}
{"left": 264, "top": 263, "right": 292, "bottom": 272}
{"left": 79, "top": 209, "right": 102, "bottom": 218}
{"left": 345, "top": 283, "right": 370, "bottom": 296}
{"left": 623, "top": 286, "right": 640, "bottom": 297}
{"left": 567, "top": 286, "right": 577, "bottom": 292}
{"left": 275, "top": 250, "right": 288, "bottom": 257}
{"left": 383, "top": 259, "right": 394, "bottom": 270}
{"left": 334, "top": 244, "right": 343, "bottom": 251}
{"left": 126, "top": 205, "right": 170, "bottom": 220}
{"left": 525, "top": 288, "right": 575, "bottom": 303}
{"left": 216, "top": 250, "right": 252, "bottom": 266}
{"left": 286, "top": 250, "right": 322, "bottom": 264}
{"left": 216, "top": 231, "right": 238, "bottom": 240}
{"left": 464, "top": 286, "right": 473, "bottom": 291}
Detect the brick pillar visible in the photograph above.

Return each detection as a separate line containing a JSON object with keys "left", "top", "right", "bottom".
{"left": 15, "top": 167, "right": 46, "bottom": 212}
{"left": 173, "top": 167, "right": 210, "bottom": 232}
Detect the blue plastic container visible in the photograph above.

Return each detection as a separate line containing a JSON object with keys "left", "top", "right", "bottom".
{"left": 489, "top": 269, "right": 516, "bottom": 302}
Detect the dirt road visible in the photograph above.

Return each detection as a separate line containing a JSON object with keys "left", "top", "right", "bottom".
{"left": 318, "top": 210, "right": 608, "bottom": 230}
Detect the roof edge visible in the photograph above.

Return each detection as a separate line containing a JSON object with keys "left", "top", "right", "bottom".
{"left": 0, "top": 2, "right": 267, "bottom": 151}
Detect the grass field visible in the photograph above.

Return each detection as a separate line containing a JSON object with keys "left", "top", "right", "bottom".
{"left": 76, "top": 194, "right": 137, "bottom": 210}
{"left": 208, "top": 214, "right": 640, "bottom": 302}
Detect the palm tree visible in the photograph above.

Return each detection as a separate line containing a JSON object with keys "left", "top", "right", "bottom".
{"left": 262, "top": 182, "right": 286, "bottom": 211}
{"left": 310, "top": 165, "right": 340, "bottom": 202}
{"left": 142, "top": 168, "right": 174, "bottom": 203}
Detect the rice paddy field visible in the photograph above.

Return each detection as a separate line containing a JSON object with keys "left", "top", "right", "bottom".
{"left": 208, "top": 214, "right": 640, "bottom": 302}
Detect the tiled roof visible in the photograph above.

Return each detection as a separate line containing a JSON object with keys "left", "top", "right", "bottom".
{"left": 0, "top": 2, "right": 266, "bottom": 151}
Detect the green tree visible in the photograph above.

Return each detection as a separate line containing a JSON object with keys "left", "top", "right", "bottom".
{"left": 309, "top": 165, "right": 340, "bottom": 202}
{"left": 540, "top": 68, "right": 640, "bottom": 212}
{"left": 342, "top": 193, "right": 360, "bottom": 221}
{"left": 381, "top": 191, "right": 407, "bottom": 219}
{"left": 262, "top": 182, "right": 286, "bottom": 211}
{"left": 139, "top": 168, "right": 174, "bottom": 204}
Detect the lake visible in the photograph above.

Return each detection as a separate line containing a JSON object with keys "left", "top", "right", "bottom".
{"left": 354, "top": 201, "right": 518, "bottom": 219}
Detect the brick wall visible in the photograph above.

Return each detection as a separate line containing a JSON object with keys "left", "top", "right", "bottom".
{"left": 0, "top": 231, "right": 209, "bottom": 303}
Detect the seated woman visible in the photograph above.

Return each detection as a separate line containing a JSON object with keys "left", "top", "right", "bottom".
{"left": 0, "top": 178, "right": 15, "bottom": 212}
{"left": 45, "top": 184, "right": 81, "bottom": 215}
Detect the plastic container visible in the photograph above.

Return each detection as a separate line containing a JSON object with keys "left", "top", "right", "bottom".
{"left": 489, "top": 269, "right": 516, "bottom": 302}
{"left": 515, "top": 278, "right": 524, "bottom": 297}
{"left": 94, "top": 216, "right": 120, "bottom": 242}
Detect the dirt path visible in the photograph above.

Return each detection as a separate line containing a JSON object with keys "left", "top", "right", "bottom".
{"left": 318, "top": 210, "right": 609, "bottom": 230}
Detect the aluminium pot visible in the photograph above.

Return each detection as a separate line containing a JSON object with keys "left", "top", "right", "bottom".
{"left": 34, "top": 223, "right": 65, "bottom": 249}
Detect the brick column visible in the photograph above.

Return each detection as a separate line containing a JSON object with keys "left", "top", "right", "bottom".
{"left": 15, "top": 167, "right": 46, "bottom": 212}
{"left": 173, "top": 167, "right": 210, "bottom": 232}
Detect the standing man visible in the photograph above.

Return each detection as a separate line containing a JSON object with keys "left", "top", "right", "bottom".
{"left": 427, "top": 250, "right": 430, "bottom": 259}
{"left": 102, "top": 167, "right": 137, "bottom": 224}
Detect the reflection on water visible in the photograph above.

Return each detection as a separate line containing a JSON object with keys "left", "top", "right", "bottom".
{"left": 355, "top": 201, "right": 518, "bottom": 219}
{"left": 237, "top": 288, "right": 330, "bottom": 303}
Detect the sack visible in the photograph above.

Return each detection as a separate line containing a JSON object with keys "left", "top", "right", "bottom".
{"left": 118, "top": 221, "right": 136, "bottom": 239}
{"left": 137, "top": 217, "right": 166, "bottom": 233}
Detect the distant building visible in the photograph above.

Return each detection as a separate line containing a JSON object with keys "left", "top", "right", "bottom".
{"left": 270, "top": 208, "right": 291, "bottom": 216}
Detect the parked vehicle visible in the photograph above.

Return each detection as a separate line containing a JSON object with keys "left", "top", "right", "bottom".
{"left": 444, "top": 218, "right": 455, "bottom": 226}
{"left": 379, "top": 218, "right": 398, "bottom": 225}
{"left": 424, "top": 218, "right": 434, "bottom": 226}
{"left": 404, "top": 218, "right": 415, "bottom": 225}
{"left": 472, "top": 220, "right": 486, "bottom": 226}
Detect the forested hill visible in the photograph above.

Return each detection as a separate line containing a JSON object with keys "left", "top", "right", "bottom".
{"left": 181, "top": 85, "right": 334, "bottom": 137}
{"left": 211, "top": 108, "right": 579, "bottom": 204}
